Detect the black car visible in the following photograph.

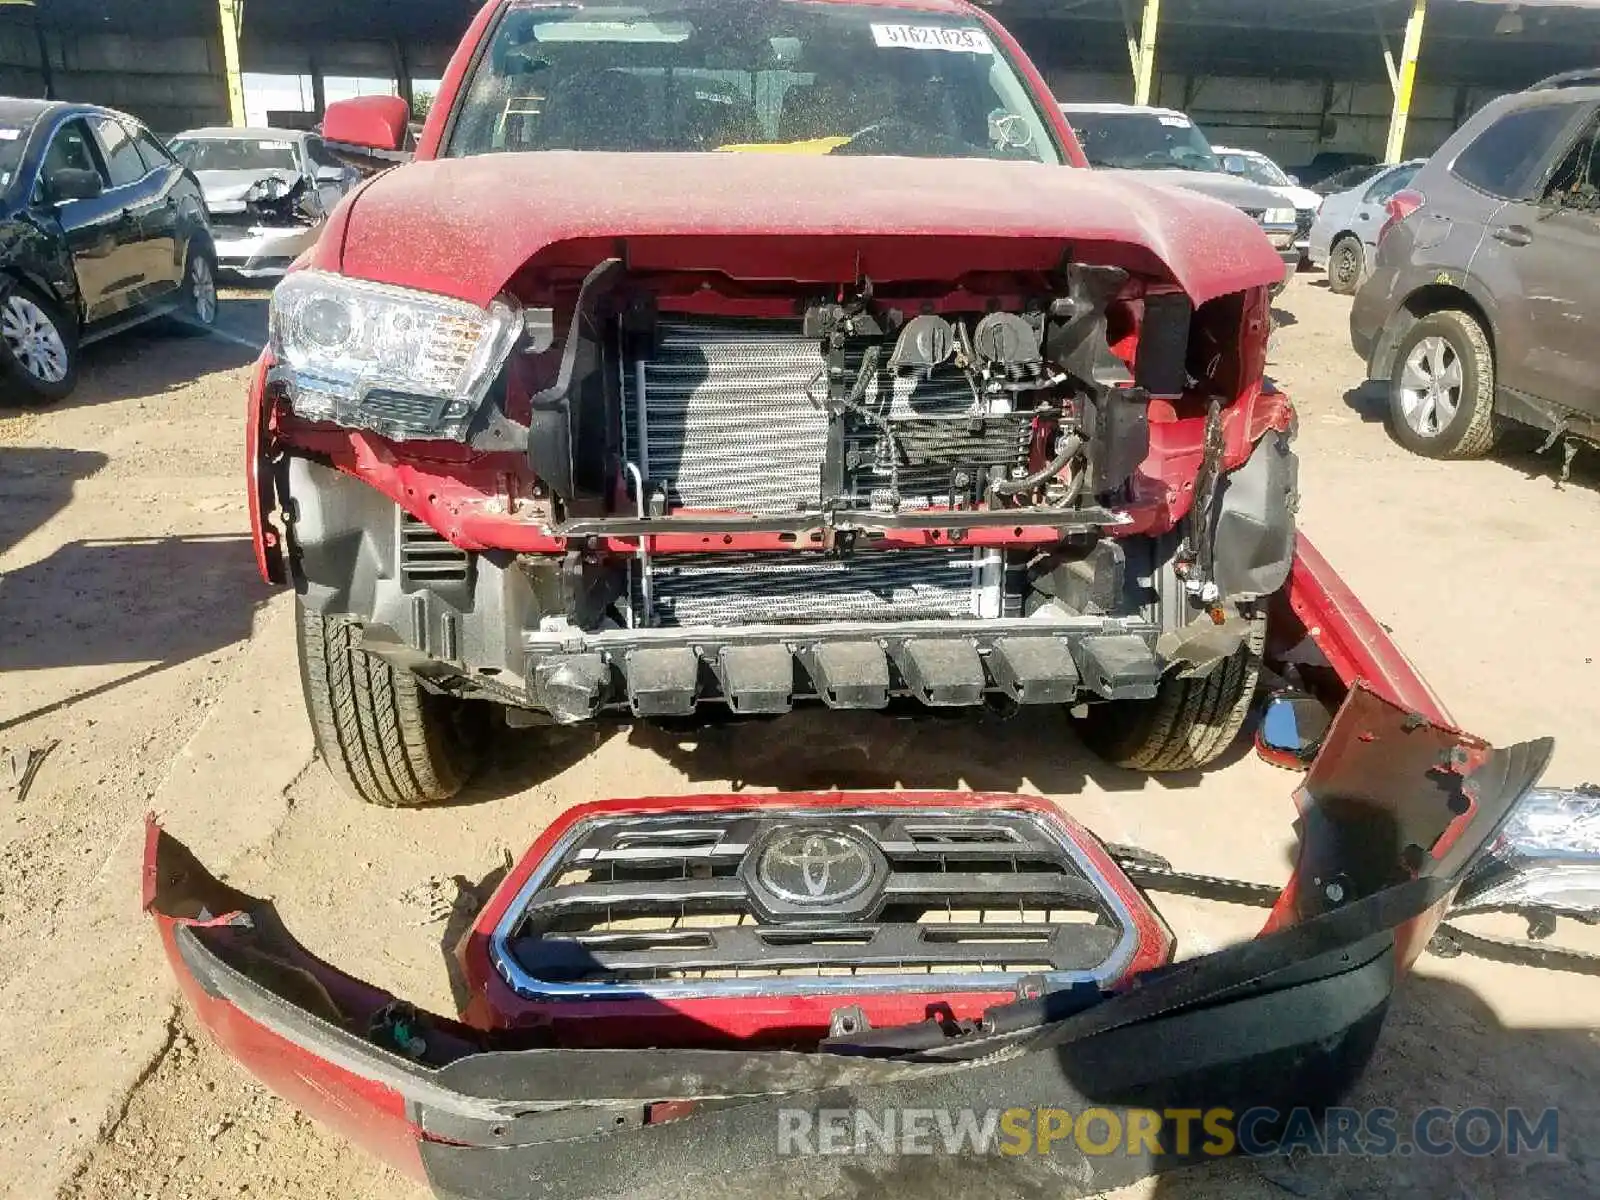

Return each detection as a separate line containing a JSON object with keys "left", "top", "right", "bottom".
{"left": 0, "top": 98, "right": 217, "bottom": 402}
{"left": 1297, "top": 151, "right": 1381, "bottom": 190}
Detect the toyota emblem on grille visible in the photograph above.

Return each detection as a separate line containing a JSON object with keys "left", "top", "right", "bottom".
{"left": 753, "top": 827, "right": 883, "bottom": 911}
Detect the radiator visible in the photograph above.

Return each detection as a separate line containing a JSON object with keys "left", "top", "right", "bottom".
{"left": 643, "top": 549, "right": 1004, "bottom": 628}
{"left": 623, "top": 317, "right": 1027, "bottom": 515}
{"left": 622, "top": 317, "right": 1025, "bottom": 628}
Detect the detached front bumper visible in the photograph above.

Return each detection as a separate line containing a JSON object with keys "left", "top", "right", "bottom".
{"left": 146, "top": 680, "right": 1558, "bottom": 1199}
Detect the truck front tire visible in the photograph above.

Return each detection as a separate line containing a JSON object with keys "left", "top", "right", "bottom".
{"left": 1073, "top": 626, "right": 1264, "bottom": 774}
{"left": 297, "top": 602, "right": 484, "bottom": 807}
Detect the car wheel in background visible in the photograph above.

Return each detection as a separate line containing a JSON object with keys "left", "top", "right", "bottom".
{"left": 296, "top": 602, "right": 486, "bottom": 807}
{"left": 1387, "top": 310, "right": 1499, "bottom": 460}
{"left": 0, "top": 281, "right": 78, "bottom": 404}
{"left": 165, "top": 244, "right": 220, "bottom": 335}
{"left": 1327, "top": 236, "right": 1364, "bottom": 295}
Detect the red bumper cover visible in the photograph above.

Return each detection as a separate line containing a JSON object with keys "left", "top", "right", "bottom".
{"left": 146, "top": 543, "right": 1549, "bottom": 1198}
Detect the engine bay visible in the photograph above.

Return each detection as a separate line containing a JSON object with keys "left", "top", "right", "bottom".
{"left": 494, "top": 262, "right": 1173, "bottom": 533}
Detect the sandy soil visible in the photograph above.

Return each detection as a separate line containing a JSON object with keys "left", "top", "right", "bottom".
{"left": 3, "top": 277, "right": 1597, "bottom": 1200}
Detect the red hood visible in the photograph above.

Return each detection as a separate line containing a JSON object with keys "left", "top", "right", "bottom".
{"left": 334, "top": 152, "right": 1283, "bottom": 307}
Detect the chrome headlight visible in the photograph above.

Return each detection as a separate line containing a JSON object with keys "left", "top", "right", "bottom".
{"left": 270, "top": 270, "right": 521, "bottom": 442}
{"left": 1453, "top": 788, "right": 1600, "bottom": 919}
{"left": 1263, "top": 206, "right": 1297, "bottom": 228}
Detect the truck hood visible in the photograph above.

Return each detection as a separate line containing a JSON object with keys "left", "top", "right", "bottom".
{"left": 335, "top": 152, "right": 1286, "bottom": 308}
{"left": 1098, "top": 167, "right": 1288, "bottom": 215}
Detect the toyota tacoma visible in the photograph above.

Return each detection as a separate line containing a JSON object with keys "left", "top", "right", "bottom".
{"left": 177, "top": 4, "right": 1600, "bottom": 1195}
{"left": 254, "top": 0, "right": 1299, "bottom": 808}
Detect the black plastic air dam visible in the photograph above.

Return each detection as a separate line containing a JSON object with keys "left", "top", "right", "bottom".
{"left": 418, "top": 945, "right": 1398, "bottom": 1200}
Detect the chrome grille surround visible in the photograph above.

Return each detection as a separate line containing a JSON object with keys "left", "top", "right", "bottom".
{"left": 489, "top": 806, "right": 1149, "bottom": 1002}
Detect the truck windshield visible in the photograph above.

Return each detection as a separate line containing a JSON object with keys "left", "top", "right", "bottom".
{"left": 1066, "top": 111, "right": 1222, "bottom": 173}
{"left": 445, "top": 1, "right": 1062, "bottom": 164}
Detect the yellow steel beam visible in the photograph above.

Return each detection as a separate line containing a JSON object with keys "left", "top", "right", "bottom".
{"left": 219, "top": 0, "right": 246, "bottom": 128}
{"left": 1121, "top": 0, "right": 1140, "bottom": 82}
{"left": 1134, "top": 0, "right": 1162, "bottom": 107}
{"left": 1385, "top": 0, "right": 1428, "bottom": 163}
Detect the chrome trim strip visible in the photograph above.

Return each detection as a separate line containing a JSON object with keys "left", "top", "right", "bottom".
{"left": 489, "top": 807, "right": 1142, "bottom": 1002}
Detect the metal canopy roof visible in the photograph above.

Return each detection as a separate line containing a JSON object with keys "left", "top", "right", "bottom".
{"left": 2, "top": 0, "right": 1596, "bottom": 88}
{"left": 3, "top": 0, "right": 483, "bottom": 40}
{"left": 992, "top": 0, "right": 1600, "bottom": 87}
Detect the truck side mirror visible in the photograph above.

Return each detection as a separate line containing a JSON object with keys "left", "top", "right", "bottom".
{"left": 322, "top": 96, "right": 414, "bottom": 176}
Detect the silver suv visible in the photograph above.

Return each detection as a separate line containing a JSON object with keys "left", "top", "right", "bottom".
{"left": 1351, "top": 71, "right": 1600, "bottom": 462}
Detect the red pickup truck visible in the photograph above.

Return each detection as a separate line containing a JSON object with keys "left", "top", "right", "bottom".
{"left": 250, "top": 0, "right": 1296, "bottom": 809}
{"left": 155, "top": 2, "right": 1593, "bottom": 1197}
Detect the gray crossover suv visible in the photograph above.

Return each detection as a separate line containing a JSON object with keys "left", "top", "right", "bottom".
{"left": 1351, "top": 71, "right": 1600, "bottom": 461}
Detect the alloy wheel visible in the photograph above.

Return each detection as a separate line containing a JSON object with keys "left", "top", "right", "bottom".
{"left": 1398, "top": 335, "right": 1464, "bottom": 438}
{"left": 1, "top": 295, "right": 70, "bottom": 384}
{"left": 190, "top": 256, "right": 218, "bottom": 326}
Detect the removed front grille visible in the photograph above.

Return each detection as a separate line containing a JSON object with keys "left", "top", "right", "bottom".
{"left": 491, "top": 808, "right": 1151, "bottom": 999}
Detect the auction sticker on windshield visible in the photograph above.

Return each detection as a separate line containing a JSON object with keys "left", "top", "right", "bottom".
{"left": 871, "top": 24, "right": 994, "bottom": 53}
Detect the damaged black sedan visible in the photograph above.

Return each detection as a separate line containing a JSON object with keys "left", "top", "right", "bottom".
{"left": 0, "top": 97, "right": 216, "bottom": 402}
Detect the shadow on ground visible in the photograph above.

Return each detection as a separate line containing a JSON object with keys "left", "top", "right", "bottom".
{"left": 0, "top": 532, "right": 274, "bottom": 731}
{"left": 0, "top": 445, "right": 109, "bottom": 558}
{"left": 453, "top": 702, "right": 1256, "bottom": 808}
{"left": 1344, "top": 381, "right": 1600, "bottom": 493}
{"left": 58, "top": 295, "right": 269, "bottom": 410}
{"left": 1149, "top": 971, "right": 1600, "bottom": 1199}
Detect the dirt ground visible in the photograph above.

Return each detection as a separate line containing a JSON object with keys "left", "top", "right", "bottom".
{"left": 2, "top": 276, "right": 1597, "bottom": 1200}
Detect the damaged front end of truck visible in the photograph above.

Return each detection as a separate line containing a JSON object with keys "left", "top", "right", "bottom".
{"left": 252, "top": 144, "right": 1311, "bottom": 807}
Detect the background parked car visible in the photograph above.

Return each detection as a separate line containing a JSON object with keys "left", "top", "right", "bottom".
{"left": 168, "top": 128, "right": 357, "bottom": 280}
{"left": 1215, "top": 145, "right": 1323, "bottom": 266}
{"left": 1351, "top": 71, "right": 1600, "bottom": 460}
{"left": 1300, "top": 151, "right": 1380, "bottom": 189}
{"left": 1309, "top": 159, "right": 1424, "bottom": 294}
{"left": 0, "top": 97, "right": 216, "bottom": 403}
{"left": 1059, "top": 103, "right": 1300, "bottom": 287}
{"left": 1311, "top": 161, "right": 1389, "bottom": 197}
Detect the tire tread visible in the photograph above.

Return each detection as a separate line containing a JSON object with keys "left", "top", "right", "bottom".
{"left": 1077, "top": 622, "right": 1265, "bottom": 773}
{"left": 1389, "top": 309, "right": 1498, "bottom": 460}
{"left": 296, "top": 604, "right": 478, "bottom": 807}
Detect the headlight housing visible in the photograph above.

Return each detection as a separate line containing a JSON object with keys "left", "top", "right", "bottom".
{"left": 1262, "top": 206, "right": 1297, "bottom": 228}
{"left": 1453, "top": 788, "right": 1600, "bottom": 918}
{"left": 270, "top": 270, "right": 521, "bottom": 442}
